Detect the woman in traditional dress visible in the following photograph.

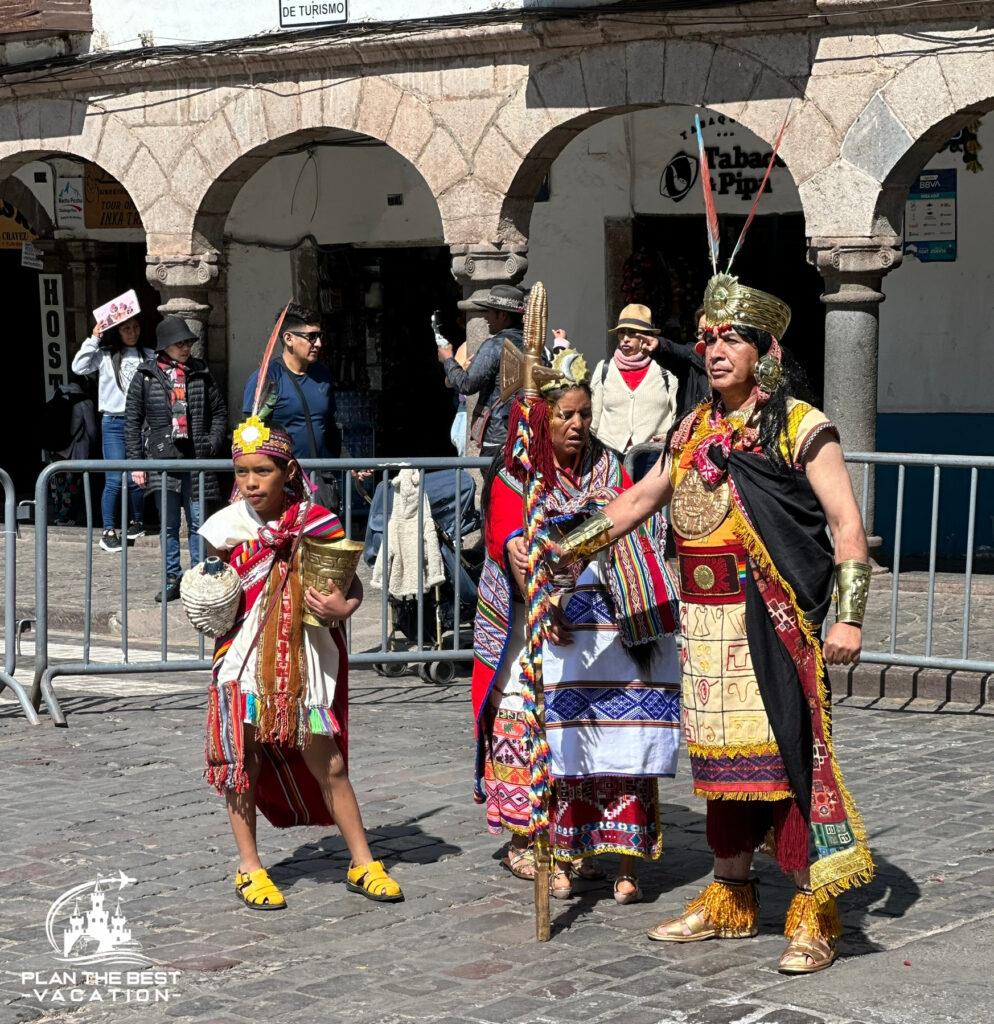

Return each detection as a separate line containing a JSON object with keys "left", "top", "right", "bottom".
{"left": 472, "top": 350, "right": 682, "bottom": 903}
{"left": 553, "top": 275, "right": 872, "bottom": 972}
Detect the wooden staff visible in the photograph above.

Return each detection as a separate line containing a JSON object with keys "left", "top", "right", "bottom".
{"left": 498, "top": 283, "right": 558, "bottom": 941}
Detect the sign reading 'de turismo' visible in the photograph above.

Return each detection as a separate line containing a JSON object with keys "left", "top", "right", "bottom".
{"left": 279, "top": 1, "right": 348, "bottom": 28}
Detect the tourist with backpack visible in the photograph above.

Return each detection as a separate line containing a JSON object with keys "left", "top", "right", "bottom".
{"left": 71, "top": 310, "right": 154, "bottom": 550}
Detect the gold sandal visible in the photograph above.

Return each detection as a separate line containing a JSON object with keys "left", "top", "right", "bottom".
{"left": 648, "top": 877, "right": 758, "bottom": 942}
{"left": 503, "top": 845, "right": 536, "bottom": 881}
{"left": 235, "top": 868, "right": 287, "bottom": 911}
{"left": 346, "top": 860, "right": 404, "bottom": 902}
{"left": 778, "top": 890, "right": 840, "bottom": 975}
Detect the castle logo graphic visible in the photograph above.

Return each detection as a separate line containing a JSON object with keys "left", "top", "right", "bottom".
{"left": 46, "top": 871, "right": 152, "bottom": 967}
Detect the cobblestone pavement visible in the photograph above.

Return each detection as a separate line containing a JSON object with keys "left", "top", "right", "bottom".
{"left": 2, "top": 663, "right": 993, "bottom": 1024}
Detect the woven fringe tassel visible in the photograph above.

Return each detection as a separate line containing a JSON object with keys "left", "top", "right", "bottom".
{"left": 784, "top": 891, "right": 842, "bottom": 941}
{"left": 685, "top": 879, "right": 759, "bottom": 933}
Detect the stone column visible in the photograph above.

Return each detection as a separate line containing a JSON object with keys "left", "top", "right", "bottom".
{"left": 450, "top": 245, "right": 528, "bottom": 453}
{"left": 809, "top": 238, "right": 902, "bottom": 544}
{"left": 145, "top": 252, "right": 221, "bottom": 361}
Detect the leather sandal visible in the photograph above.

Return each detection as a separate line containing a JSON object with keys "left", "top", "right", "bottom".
{"left": 573, "top": 858, "right": 606, "bottom": 881}
{"left": 502, "top": 845, "right": 536, "bottom": 881}
{"left": 551, "top": 863, "right": 574, "bottom": 900}
{"left": 613, "top": 875, "right": 643, "bottom": 906}
{"left": 778, "top": 922, "right": 837, "bottom": 974}
{"left": 346, "top": 860, "right": 404, "bottom": 903}
{"left": 235, "top": 868, "right": 286, "bottom": 911}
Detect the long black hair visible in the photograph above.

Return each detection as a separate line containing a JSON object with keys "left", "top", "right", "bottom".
{"left": 710, "top": 324, "right": 809, "bottom": 475}
{"left": 100, "top": 320, "right": 147, "bottom": 392}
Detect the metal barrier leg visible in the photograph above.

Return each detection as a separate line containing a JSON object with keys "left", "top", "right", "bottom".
{"left": 37, "top": 668, "right": 68, "bottom": 727}
{"left": 0, "top": 672, "right": 42, "bottom": 725}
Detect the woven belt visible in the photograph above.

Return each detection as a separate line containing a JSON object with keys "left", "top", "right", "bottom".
{"left": 677, "top": 550, "right": 743, "bottom": 604}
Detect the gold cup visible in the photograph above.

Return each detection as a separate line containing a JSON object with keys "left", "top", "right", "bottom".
{"left": 299, "top": 536, "right": 364, "bottom": 627}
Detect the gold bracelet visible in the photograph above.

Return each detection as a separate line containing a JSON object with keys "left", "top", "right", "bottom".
{"left": 835, "top": 560, "right": 871, "bottom": 626}
{"left": 555, "top": 510, "right": 614, "bottom": 568}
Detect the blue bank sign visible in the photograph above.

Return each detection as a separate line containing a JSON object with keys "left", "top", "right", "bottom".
{"left": 904, "top": 168, "right": 956, "bottom": 262}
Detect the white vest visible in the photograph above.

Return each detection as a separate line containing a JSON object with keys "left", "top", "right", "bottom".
{"left": 591, "top": 358, "right": 677, "bottom": 452}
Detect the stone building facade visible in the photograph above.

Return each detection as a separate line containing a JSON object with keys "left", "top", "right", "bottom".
{"left": 1, "top": 1, "right": 993, "bottom": 529}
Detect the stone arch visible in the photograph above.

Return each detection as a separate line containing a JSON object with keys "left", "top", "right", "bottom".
{"left": 846, "top": 50, "right": 994, "bottom": 239}
{"left": 147, "top": 75, "right": 449, "bottom": 255}
{"left": 493, "top": 39, "right": 833, "bottom": 247}
{"left": 0, "top": 98, "right": 155, "bottom": 228}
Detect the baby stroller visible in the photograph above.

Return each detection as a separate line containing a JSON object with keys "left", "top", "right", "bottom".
{"left": 362, "top": 468, "right": 483, "bottom": 683}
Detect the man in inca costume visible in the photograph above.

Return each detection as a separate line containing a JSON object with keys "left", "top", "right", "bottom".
{"left": 553, "top": 268, "right": 873, "bottom": 973}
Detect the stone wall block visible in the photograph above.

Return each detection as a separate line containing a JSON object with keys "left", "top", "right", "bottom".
{"left": 494, "top": 94, "right": 558, "bottom": 159}
{"left": 13, "top": 98, "right": 42, "bottom": 144}
{"left": 387, "top": 92, "right": 436, "bottom": 161}
{"left": 0, "top": 102, "right": 19, "bottom": 146}
{"left": 579, "top": 48, "right": 628, "bottom": 111}
{"left": 811, "top": 33, "right": 880, "bottom": 77}
{"left": 354, "top": 77, "right": 403, "bottom": 141}
{"left": 439, "top": 183, "right": 505, "bottom": 247}
{"left": 261, "top": 85, "right": 303, "bottom": 143}
{"left": 875, "top": 28, "right": 966, "bottom": 70}
{"left": 471, "top": 127, "right": 523, "bottom": 194}
{"left": 432, "top": 96, "right": 499, "bottom": 160}
{"left": 418, "top": 127, "right": 470, "bottom": 195}
{"left": 35, "top": 98, "right": 80, "bottom": 145}
{"left": 773, "top": 100, "right": 839, "bottom": 185}
{"left": 624, "top": 41, "right": 666, "bottom": 106}
{"left": 725, "top": 32, "right": 811, "bottom": 79}
{"left": 323, "top": 76, "right": 363, "bottom": 131}
{"left": 94, "top": 116, "right": 140, "bottom": 181}
{"left": 191, "top": 115, "right": 242, "bottom": 180}
{"left": 938, "top": 45, "right": 994, "bottom": 113}
{"left": 133, "top": 124, "right": 196, "bottom": 174}
{"left": 298, "top": 75, "right": 328, "bottom": 127}
{"left": 704, "top": 48, "right": 764, "bottom": 115}
{"left": 493, "top": 62, "right": 529, "bottom": 100}
{"left": 798, "top": 158, "right": 884, "bottom": 238}
{"left": 429, "top": 64, "right": 498, "bottom": 101}
{"left": 141, "top": 86, "right": 190, "bottom": 127}
{"left": 189, "top": 84, "right": 241, "bottom": 124}
{"left": 840, "top": 91, "right": 912, "bottom": 184}
{"left": 124, "top": 144, "right": 168, "bottom": 215}
{"left": 881, "top": 56, "right": 955, "bottom": 145}
{"left": 166, "top": 146, "right": 212, "bottom": 212}
{"left": 662, "top": 40, "right": 715, "bottom": 106}
{"left": 803, "top": 71, "right": 892, "bottom": 139}
{"left": 225, "top": 88, "right": 269, "bottom": 156}
{"left": 530, "top": 56, "right": 589, "bottom": 117}
{"left": 143, "top": 194, "right": 196, "bottom": 241}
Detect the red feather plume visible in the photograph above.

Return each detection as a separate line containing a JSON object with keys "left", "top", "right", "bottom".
{"left": 695, "top": 114, "right": 720, "bottom": 275}
{"left": 251, "top": 300, "right": 292, "bottom": 417}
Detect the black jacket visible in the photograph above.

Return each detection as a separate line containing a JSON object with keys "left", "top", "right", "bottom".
{"left": 443, "top": 327, "right": 524, "bottom": 449}
{"left": 125, "top": 357, "right": 228, "bottom": 501}
{"left": 653, "top": 335, "right": 710, "bottom": 419}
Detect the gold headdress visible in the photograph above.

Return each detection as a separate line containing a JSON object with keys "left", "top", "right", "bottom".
{"left": 695, "top": 111, "right": 792, "bottom": 343}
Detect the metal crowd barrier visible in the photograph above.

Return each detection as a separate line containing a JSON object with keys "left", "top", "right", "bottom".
{"left": 29, "top": 457, "right": 488, "bottom": 725}
{"left": 844, "top": 451, "right": 994, "bottom": 676}
{"left": 13, "top": 450, "right": 994, "bottom": 726}
{"left": 0, "top": 468, "right": 40, "bottom": 723}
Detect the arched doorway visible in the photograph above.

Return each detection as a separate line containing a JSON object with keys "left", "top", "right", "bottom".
{"left": 511, "top": 105, "right": 820, "bottom": 400}
{"left": 196, "top": 128, "right": 460, "bottom": 460}
{"left": 0, "top": 155, "right": 154, "bottom": 494}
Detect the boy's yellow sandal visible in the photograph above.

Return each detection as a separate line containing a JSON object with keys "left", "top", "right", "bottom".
{"left": 346, "top": 861, "right": 404, "bottom": 903}
{"left": 235, "top": 868, "right": 287, "bottom": 911}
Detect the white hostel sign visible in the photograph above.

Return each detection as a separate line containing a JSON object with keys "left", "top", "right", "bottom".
{"left": 280, "top": 2, "right": 348, "bottom": 28}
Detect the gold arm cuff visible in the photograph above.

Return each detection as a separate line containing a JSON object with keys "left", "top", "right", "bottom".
{"left": 555, "top": 511, "right": 614, "bottom": 568}
{"left": 836, "top": 560, "right": 871, "bottom": 626}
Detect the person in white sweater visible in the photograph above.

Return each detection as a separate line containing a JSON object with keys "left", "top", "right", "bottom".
{"left": 591, "top": 304, "right": 677, "bottom": 454}
{"left": 70, "top": 314, "right": 154, "bottom": 551}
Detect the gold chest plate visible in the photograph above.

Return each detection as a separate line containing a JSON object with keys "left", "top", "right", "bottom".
{"left": 671, "top": 467, "right": 731, "bottom": 540}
